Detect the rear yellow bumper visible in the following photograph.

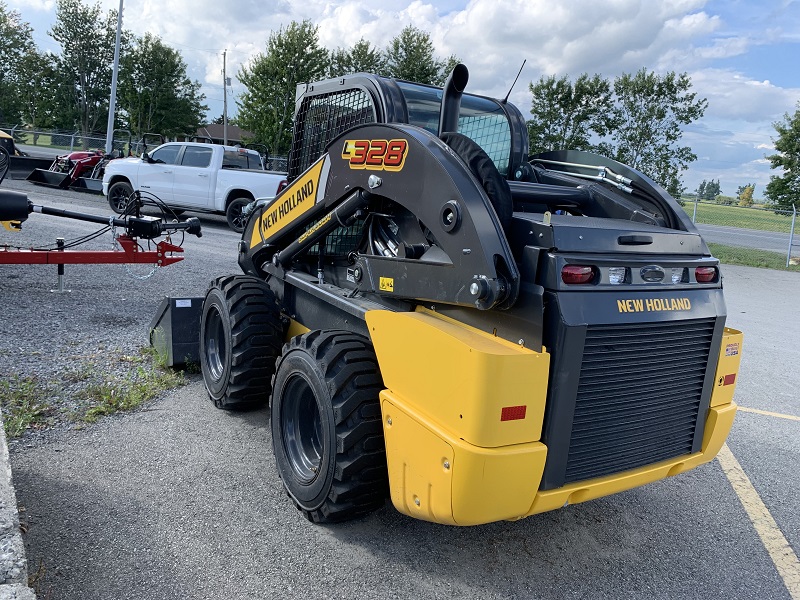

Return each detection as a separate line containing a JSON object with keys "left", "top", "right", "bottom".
{"left": 382, "top": 392, "right": 736, "bottom": 525}
{"left": 368, "top": 308, "right": 743, "bottom": 526}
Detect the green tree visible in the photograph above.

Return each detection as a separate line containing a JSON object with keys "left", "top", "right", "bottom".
{"left": 329, "top": 39, "right": 386, "bottom": 77}
{"left": 701, "top": 178, "right": 721, "bottom": 201}
{"left": 384, "top": 26, "right": 455, "bottom": 86}
{"left": 527, "top": 73, "right": 613, "bottom": 154}
{"left": 49, "top": 0, "right": 123, "bottom": 136}
{"left": 0, "top": 2, "right": 35, "bottom": 124}
{"left": 118, "top": 33, "right": 207, "bottom": 138}
{"left": 237, "top": 20, "right": 329, "bottom": 155}
{"left": 16, "top": 50, "right": 61, "bottom": 133}
{"left": 765, "top": 104, "right": 800, "bottom": 211}
{"left": 737, "top": 183, "right": 755, "bottom": 207}
{"left": 605, "top": 70, "right": 707, "bottom": 198}
{"left": 696, "top": 180, "right": 707, "bottom": 200}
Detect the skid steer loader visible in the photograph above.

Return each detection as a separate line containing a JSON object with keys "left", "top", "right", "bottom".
{"left": 199, "top": 65, "right": 743, "bottom": 526}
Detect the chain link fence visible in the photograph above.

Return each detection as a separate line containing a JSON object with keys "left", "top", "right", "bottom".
{"left": 1, "top": 125, "right": 134, "bottom": 155}
{"left": 265, "top": 155, "right": 288, "bottom": 172}
{"left": 684, "top": 199, "right": 798, "bottom": 267}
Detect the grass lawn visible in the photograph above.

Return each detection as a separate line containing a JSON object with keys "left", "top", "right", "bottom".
{"left": 682, "top": 201, "right": 795, "bottom": 234}
{"left": 709, "top": 243, "right": 800, "bottom": 271}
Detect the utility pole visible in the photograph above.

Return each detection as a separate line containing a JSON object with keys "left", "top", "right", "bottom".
{"left": 105, "top": 0, "right": 123, "bottom": 154}
{"left": 223, "top": 49, "right": 228, "bottom": 146}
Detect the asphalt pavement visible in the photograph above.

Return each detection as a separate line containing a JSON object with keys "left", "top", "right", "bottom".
{"left": 695, "top": 222, "right": 796, "bottom": 255}
{"left": 2, "top": 181, "right": 798, "bottom": 600}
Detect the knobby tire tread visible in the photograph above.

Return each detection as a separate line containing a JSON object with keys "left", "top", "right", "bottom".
{"left": 206, "top": 275, "right": 283, "bottom": 410}
{"left": 274, "top": 330, "right": 388, "bottom": 523}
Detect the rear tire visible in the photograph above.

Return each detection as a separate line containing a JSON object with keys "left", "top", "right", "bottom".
{"left": 108, "top": 181, "right": 133, "bottom": 214}
{"left": 200, "top": 275, "right": 283, "bottom": 410}
{"left": 271, "top": 331, "right": 387, "bottom": 523}
{"left": 226, "top": 197, "right": 252, "bottom": 233}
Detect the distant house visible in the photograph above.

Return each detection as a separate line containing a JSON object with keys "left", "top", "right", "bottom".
{"left": 188, "top": 124, "right": 255, "bottom": 146}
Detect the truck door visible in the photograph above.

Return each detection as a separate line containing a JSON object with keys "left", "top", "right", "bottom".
{"left": 173, "top": 145, "right": 214, "bottom": 208}
{"left": 140, "top": 144, "right": 180, "bottom": 202}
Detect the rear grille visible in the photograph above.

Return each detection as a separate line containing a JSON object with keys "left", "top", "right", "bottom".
{"left": 564, "top": 317, "right": 716, "bottom": 483}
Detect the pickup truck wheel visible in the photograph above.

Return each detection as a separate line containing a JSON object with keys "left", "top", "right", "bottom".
{"left": 200, "top": 275, "right": 284, "bottom": 410}
{"left": 226, "top": 197, "right": 252, "bottom": 233}
{"left": 108, "top": 181, "right": 133, "bottom": 214}
{"left": 271, "top": 331, "right": 388, "bottom": 523}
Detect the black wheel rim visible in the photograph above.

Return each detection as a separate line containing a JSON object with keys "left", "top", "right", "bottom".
{"left": 111, "top": 187, "right": 129, "bottom": 212}
{"left": 230, "top": 201, "right": 247, "bottom": 231}
{"left": 282, "top": 373, "right": 323, "bottom": 484}
{"left": 204, "top": 306, "right": 227, "bottom": 381}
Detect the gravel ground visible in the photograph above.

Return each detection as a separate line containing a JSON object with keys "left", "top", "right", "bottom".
{"left": 0, "top": 179, "right": 240, "bottom": 438}
{"left": 2, "top": 180, "right": 798, "bottom": 600}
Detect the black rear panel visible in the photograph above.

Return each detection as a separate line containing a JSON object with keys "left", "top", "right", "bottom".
{"left": 564, "top": 317, "right": 716, "bottom": 483}
{"left": 538, "top": 288, "right": 726, "bottom": 490}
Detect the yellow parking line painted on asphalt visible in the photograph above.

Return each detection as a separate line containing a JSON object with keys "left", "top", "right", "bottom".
{"left": 717, "top": 443, "right": 800, "bottom": 599}
{"left": 737, "top": 406, "right": 800, "bottom": 422}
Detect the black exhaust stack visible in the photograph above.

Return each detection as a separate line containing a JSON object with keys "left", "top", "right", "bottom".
{"left": 438, "top": 63, "right": 469, "bottom": 136}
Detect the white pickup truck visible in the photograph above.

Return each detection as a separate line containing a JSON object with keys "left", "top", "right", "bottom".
{"left": 102, "top": 142, "right": 286, "bottom": 232}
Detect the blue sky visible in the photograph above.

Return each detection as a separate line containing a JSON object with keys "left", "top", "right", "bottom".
{"left": 7, "top": 0, "right": 800, "bottom": 198}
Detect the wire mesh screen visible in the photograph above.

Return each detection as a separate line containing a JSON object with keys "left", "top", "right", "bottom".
{"left": 304, "top": 218, "right": 365, "bottom": 259}
{"left": 290, "top": 89, "right": 376, "bottom": 179}
{"left": 458, "top": 114, "right": 511, "bottom": 176}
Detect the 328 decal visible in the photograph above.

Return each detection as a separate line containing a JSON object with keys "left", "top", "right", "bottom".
{"left": 341, "top": 139, "right": 408, "bottom": 171}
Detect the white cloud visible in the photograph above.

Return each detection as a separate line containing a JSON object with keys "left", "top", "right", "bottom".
{"left": 7, "top": 0, "right": 54, "bottom": 11}
{"left": 690, "top": 68, "right": 800, "bottom": 123}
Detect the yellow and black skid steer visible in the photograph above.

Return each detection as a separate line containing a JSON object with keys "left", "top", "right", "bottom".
{"left": 199, "top": 64, "right": 743, "bottom": 525}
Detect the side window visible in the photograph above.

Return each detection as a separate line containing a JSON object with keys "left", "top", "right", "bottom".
{"left": 222, "top": 150, "right": 249, "bottom": 169}
{"left": 396, "top": 81, "right": 513, "bottom": 176}
{"left": 149, "top": 145, "right": 180, "bottom": 165}
{"left": 457, "top": 114, "right": 512, "bottom": 176}
{"left": 181, "top": 146, "right": 213, "bottom": 168}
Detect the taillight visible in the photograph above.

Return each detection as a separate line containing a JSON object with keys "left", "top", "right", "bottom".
{"left": 695, "top": 266, "right": 717, "bottom": 283}
{"left": 561, "top": 265, "right": 596, "bottom": 284}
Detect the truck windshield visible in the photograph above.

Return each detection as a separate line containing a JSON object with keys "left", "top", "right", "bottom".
{"left": 395, "top": 81, "right": 512, "bottom": 176}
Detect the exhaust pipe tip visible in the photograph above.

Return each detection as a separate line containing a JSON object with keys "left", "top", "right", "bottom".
{"left": 449, "top": 63, "right": 469, "bottom": 93}
{"left": 438, "top": 63, "right": 470, "bottom": 136}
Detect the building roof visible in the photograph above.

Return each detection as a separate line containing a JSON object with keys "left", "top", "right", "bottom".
{"left": 194, "top": 124, "right": 254, "bottom": 144}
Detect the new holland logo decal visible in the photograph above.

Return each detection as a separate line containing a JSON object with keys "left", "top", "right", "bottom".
{"left": 251, "top": 159, "right": 325, "bottom": 247}
{"left": 341, "top": 139, "right": 408, "bottom": 172}
{"left": 617, "top": 297, "right": 692, "bottom": 313}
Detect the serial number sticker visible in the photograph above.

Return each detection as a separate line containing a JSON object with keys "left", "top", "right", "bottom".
{"left": 342, "top": 139, "right": 408, "bottom": 172}
{"left": 726, "top": 343, "right": 740, "bottom": 356}
{"left": 175, "top": 299, "right": 192, "bottom": 308}
{"left": 379, "top": 277, "right": 394, "bottom": 292}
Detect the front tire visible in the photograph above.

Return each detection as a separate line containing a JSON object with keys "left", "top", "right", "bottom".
{"left": 226, "top": 197, "right": 252, "bottom": 233}
{"left": 200, "top": 275, "right": 283, "bottom": 410}
{"left": 108, "top": 181, "right": 133, "bottom": 214}
{"left": 271, "top": 331, "right": 388, "bottom": 523}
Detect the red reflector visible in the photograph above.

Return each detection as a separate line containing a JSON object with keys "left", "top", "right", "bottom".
{"left": 561, "top": 265, "right": 595, "bottom": 284}
{"left": 723, "top": 373, "right": 736, "bottom": 386}
{"left": 695, "top": 266, "right": 717, "bottom": 283}
{"left": 501, "top": 405, "right": 527, "bottom": 421}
